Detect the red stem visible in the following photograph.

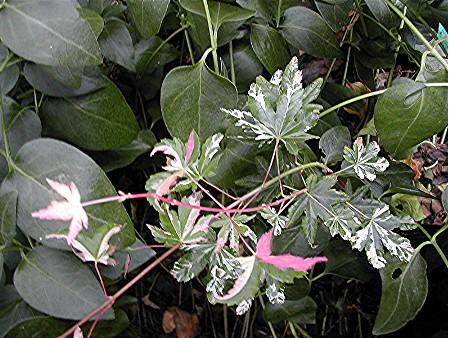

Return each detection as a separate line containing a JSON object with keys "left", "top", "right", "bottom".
{"left": 81, "top": 191, "right": 305, "bottom": 214}
{"left": 58, "top": 244, "right": 181, "bottom": 338}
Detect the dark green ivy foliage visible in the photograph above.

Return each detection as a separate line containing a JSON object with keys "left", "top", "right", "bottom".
{"left": 0, "top": 0, "right": 447, "bottom": 337}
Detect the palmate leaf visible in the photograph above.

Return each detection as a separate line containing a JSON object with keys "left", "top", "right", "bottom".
{"left": 222, "top": 56, "right": 323, "bottom": 155}
{"left": 151, "top": 130, "right": 223, "bottom": 179}
{"left": 148, "top": 192, "right": 211, "bottom": 246}
{"left": 342, "top": 138, "right": 389, "bottom": 181}
{"left": 171, "top": 241, "right": 216, "bottom": 282}
{"left": 212, "top": 214, "right": 257, "bottom": 254}
{"left": 288, "top": 176, "right": 346, "bottom": 244}
{"left": 347, "top": 194, "right": 415, "bottom": 269}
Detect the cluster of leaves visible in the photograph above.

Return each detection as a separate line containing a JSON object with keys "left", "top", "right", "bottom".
{"left": 0, "top": 0, "right": 447, "bottom": 337}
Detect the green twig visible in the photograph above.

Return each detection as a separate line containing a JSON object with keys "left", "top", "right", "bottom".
{"left": 417, "top": 223, "right": 448, "bottom": 267}
{"left": 223, "top": 304, "right": 229, "bottom": 338}
{"left": 276, "top": 0, "right": 283, "bottom": 27}
{"left": 319, "top": 89, "right": 387, "bottom": 118}
{"left": 202, "top": 0, "right": 219, "bottom": 73}
{"left": 229, "top": 41, "right": 236, "bottom": 85}
{"left": 387, "top": 6, "right": 407, "bottom": 87}
{"left": 184, "top": 30, "right": 195, "bottom": 65}
{"left": 258, "top": 295, "right": 278, "bottom": 338}
{"left": 386, "top": 1, "right": 448, "bottom": 71}
{"left": 140, "top": 25, "right": 187, "bottom": 73}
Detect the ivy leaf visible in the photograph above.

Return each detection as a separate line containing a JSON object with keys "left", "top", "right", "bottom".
{"left": 319, "top": 126, "right": 351, "bottom": 165}
{"left": 179, "top": 0, "right": 255, "bottom": 31}
{"left": 0, "top": 0, "right": 102, "bottom": 67}
{"left": 14, "top": 246, "right": 113, "bottom": 320}
{"left": 373, "top": 253, "right": 428, "bottom": 334}
{"left": 264, "top": 297, "right": 317, "bottom": 324}
{"left": 280, "top": 6, "right": 342, "bottom": 58}
{"left": 222, "top": 57, "right": 322, "bottom": 155}
{"left": 288, "top": 176, "right": 346, "bottom": 244}
{"left": 342, "top": 138, "right": 389, "bottom": 181}
{"left": 98, "top": 19, "right": 135, "bottom": 71}
{"left": 161, "top": 57, "right": 237, "bottom": 142}
{"left": 374, "top": 78, "right": 447, "bottom": 159}
{"left": 250, "top": 24, "right": 291, "bottom": 73}
{"left": 41, "top": 77, "right": 139, "bottom": 151}
{"left": 127, "top": 0, "right": 170, "bottom": 38}
{"left": 348, "top": 201, "right": 415, "bottom": 269}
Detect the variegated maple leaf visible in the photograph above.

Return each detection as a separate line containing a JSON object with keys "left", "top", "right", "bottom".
{"left": 48, "top": 224, "right": 122, "bottom": 265}
{"left": 211, "top": 231, "right": 327, "bottom": 315}
{"left": 342, "top": 138, "right": 389, "bottom": 181}
{"left": 148, "top": 130, "right": 223, "bottom": 196}
{"left": 32, "top": 179, "right": 88, "bottom": 245}
{"left": 222, "top": 56, "right": 322, "bottom": 155}
{"left": 346, "top": 190, "right": 415, "bottom": 269}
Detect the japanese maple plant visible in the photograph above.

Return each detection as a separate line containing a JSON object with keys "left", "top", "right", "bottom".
{"left": 0, "top": 0, "right": 447, "bottom": 337}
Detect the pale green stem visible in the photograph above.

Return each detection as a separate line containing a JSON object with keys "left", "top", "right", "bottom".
{"left": 319, "top": 89, "right": 387, "bottom": 118}
{"left": 223, "top": 304, "right": 229, "bottom": 338}
{"left": 202, "top": 0, "right": 219, "bottom": 73}
{"left": 289, "top": 322, "right": 300, "bottom": 338}
{"left": 0, "top": 96, "right": 12, "bottom": 167}
{"left": 320, "top": 83, "right": 450, "bottom": 118}
{"left": 386, "top": 1, "right": 448, "bottom": 70}
{"left": 229, "top": 41, "right": 236, "bottom": 85}
{"left": 184, "top": 30, "right": 195, "bottom": 65}
{"left": 388, "top": 6, "right": 407, "bottom": 87}
{"left": 258, "top": 295, "right": 278, "bottom": 338}
{"left": 294, "top": 323, "right": 313, "bottom": 338}
{"left": 418, "top": 223, "right": 448, "bottom": 267}
{"left": 141, "top": 25, "right": 187, "bottom": 73}
{"left": 276, "top": 0, "right": 283, "bottom": 27}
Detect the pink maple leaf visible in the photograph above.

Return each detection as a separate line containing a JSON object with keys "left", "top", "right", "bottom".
{"left": 256, "top": 231, "right": 327, "bottom": 271}
{"left": 31, "top": 179, "right": 88, "bottom": 245}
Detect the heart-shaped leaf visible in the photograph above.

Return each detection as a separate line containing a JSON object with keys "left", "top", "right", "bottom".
{"left": 315, "top": 0, "right": 354, "bottom": 32}
{"left": 23, "top": 64, "right": 106, "bottom": 98}
{"left": 374, "top": 78, "right": 448, "bottom": 159}
{"left": 127, "top": 0, "right": 170, "bottom": 38}
{"left": 99, "top": 19, "right": 135, "bottom": 70}
{"left": 14, "top": 245, "right": 113, "bottom": 320}
{"left": 280, "top": 6, "right": 342, "bottom": 58}
{"left": 264, "top": 296, "right": 317, "bottom": 324}
{"left": 250, "top": 24, "right": 291, "bottom": 73}
{"left": 373, "top": 253, "right": 428, "bottom": 334}
{"left": 1, "top": 138, "right": 135, "bottom": 250}
{"left": 179, "top": 0, "right": 255, "bottom": 31}
{"left": 0, "top": 0, "right": 102, "bottom": 67}
{"left": 41, "top": 77, "right": 139, "bottom": 150}
{"left": 0, "top": 190, "right": 18, "bottom": 248}
{"left": 0, "top": 285, "right": 38, "bottom": 337}
{"left": 0, "top": 96, "right": 42, "bottom": 180}
{"left": 161, "top": 59, "right": 237, "bottom": 141}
